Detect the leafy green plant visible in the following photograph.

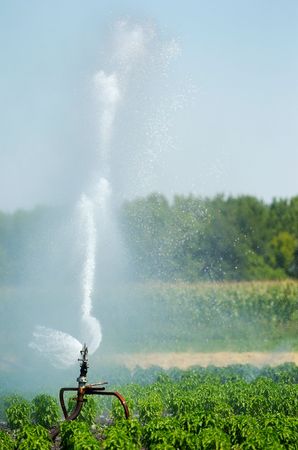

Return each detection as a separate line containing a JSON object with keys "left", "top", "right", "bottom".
{"left": 32, "top": 393, "right": 61, "bottom": 428}
{"left": 5, "top": 396, "right": 31, "bottom": 430}
{"left": 16, "top": 424, "right": 52, "bottom": 450}
{"left": 60, "top": 421, "right": 101, "bottom": 449}
{"left": 67, "top": 396, "right": 98, "bottom": 426}
{"left": 1, "top": 364, "right": 297, "bottom": 449}
{"left": 143, "top": 417, "right": 179, "bottom": 448}
{"left": 103, "top": 425, "right": 137, "bottom": 450}
{"left": 103, "top": 418, "right": 142, "bottom": 449}
{"left": 111, "top": 397, "right": 133, "bottom": 421}
{"left": 138, "top": 392, "right": 163, "bottom": 424}
{"left": 199, "top": 427, "right": 231, "bottom": 450}
{"left": 0, "top": 430, "right": 15, "bottom": 450}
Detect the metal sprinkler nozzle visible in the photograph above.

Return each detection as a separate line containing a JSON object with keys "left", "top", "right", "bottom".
{"left": 51, "top": 341, "right": 129, "bottom": 440}
{"left": 77, "top": 343, "right": 88, "bottom": 387}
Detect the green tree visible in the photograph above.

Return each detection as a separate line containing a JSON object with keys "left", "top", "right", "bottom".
{"left": 267, "top": 231, "right": 297, "bottom": 274}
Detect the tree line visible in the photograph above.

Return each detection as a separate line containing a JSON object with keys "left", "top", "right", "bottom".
{"left": 0, "top": 194, "right": 297, "bottom": 284}
{"left": 120, "top": 194, "right": 298, "bottom": 281}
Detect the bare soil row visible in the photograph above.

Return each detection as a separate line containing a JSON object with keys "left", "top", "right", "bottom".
{"left": 114, "top": 351, "right": 298, "bottom": 369}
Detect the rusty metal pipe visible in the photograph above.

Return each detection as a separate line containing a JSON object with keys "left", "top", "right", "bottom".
{"left": 59, "top": 387, "right": 79, "bottom": 419}
{"left": 50, "top": 344, "right": 129, "bottom": 441}
{"left": 64, "top": 388, "right": 85, "bottom": 421}
{"left": 94, "top": 390, "right": 129, "bottom": 419}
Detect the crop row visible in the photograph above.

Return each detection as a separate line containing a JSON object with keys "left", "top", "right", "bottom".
{"left": 98, "top": 280, "right": 298, "bottom": 352}
{"left": 1, "top": 363, "right": 297, "bottom": 449}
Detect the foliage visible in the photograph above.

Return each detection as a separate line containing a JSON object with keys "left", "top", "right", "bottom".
{"left": 16, "top": 424, "right": 52, "bottom": 450}
{"left": 120, "top": 194, "right": 298, "bottom": 281}
{"left": 1, "top": 195, "right": 298, "bottom": 284}
{"left": 111, "top": 397, "right": 133, "bottom": 422}
{"left": 267, "top": 231, "right": 297, "bottom": 274}
{"left": 5, "top": 395, "right": 31, "bottom": 430}
{"left": 0, "top": 430, "right": 14, "bottom": 450}
{"left": 60, "top": 421, "right": 101, "bottom": 449}
{"left": 138, "top": 392, "right": 163, "bottom": 424}
{"left": 1, "top": 364, "right": 297, "bottom": 449}
{"left": 67, "top": 396, "right": 98, "bottom": 426}
{"left": 101, "top": 280, "right": 298, "bottom": 352}
{"left": 103, "top": 419, "right": 141, "bottom": 449}
{"left": 31, "top": 393, "right": 61, "bottom": 428}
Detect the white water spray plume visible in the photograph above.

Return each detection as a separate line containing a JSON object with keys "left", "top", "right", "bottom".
{"left": 29, "top": 326, "right": 82, "bottom": 369}
{"left": 29, "top": 179, "right": 111, "bottom": 367}
{"left": 94, "top": 71, "right": 121, "bottom": 164}
{"left": 29, "top": 19, "right": 180, "bottom": 367}
{"left": 112, "top": 20, "right": 148, "bottom": 67}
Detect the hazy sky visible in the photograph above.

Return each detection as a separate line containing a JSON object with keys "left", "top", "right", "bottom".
{"left": 0, "top": 0, "right": 297, "bottom": 211}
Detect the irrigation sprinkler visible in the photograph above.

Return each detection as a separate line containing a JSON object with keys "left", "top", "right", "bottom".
{"left": 50, "top": 344, "right": 129, "bottom": 440}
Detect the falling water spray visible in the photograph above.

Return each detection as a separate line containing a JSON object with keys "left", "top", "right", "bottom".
{"left": 29, "top": 19, "right": 180, "bottom": 367}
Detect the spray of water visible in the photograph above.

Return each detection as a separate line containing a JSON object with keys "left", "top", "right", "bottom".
{"left": 29, "top": 19, "right": 180, "bottom": 367}
{"left": 94, "top": 71, "right": 121, "bottom": 167}
{"left": 78, "top": 177, "right": 111, "bottom": 354}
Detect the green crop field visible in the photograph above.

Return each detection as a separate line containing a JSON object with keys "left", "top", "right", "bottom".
{"left": 97, "top": 280, "right": 298, "bottom": 353}
{"left": 0, "top": 280, "right": 297, "bottom": 376}
{"left": 0, "top": 364, "right": 297, "bottom": 449}
{"left": 1, "top": 280, "right": 297, "bottom": 448}
{"left": 0, "top": 280, "right": 298, "bottom": 386}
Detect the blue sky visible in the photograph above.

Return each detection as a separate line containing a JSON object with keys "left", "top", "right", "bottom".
{"left": 0, "top": 1, "right": 297, "bottom": 211}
